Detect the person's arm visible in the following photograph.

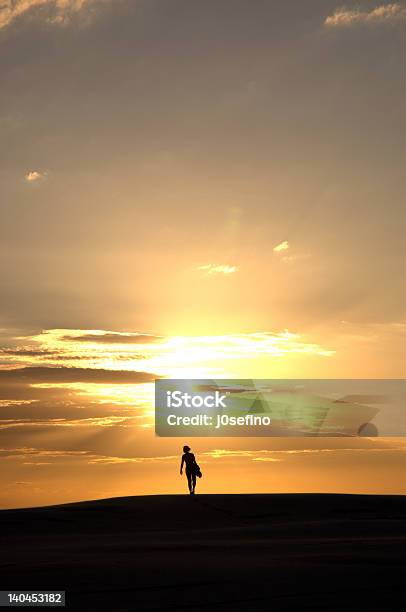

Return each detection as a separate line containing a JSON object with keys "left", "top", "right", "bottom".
{"left": 180, "top": 455, "right": 185, "bottom": 475}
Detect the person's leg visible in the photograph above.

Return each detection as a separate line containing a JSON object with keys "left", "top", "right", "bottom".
{"left": 192, "top": 473, "right": 196, "bottom": 493}
{"left": 187, "top": 471, "right": 193, "bottom": 493}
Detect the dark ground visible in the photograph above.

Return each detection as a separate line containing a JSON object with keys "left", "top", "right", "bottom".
{"left": 2, "top": 493, "right": 406, "bottom": 611}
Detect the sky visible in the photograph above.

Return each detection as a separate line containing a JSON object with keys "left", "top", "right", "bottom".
{"left": 1, "top": 0, "right": 406, "bottom": 508}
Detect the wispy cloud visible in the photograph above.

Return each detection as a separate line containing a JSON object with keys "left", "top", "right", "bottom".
{"left": 0, "top": 366, "right": 158, "bottom": 384}
{"left": 280, "top": 253, "right": 311, "bottom": 265}
{"left": 198, "top": 264, "right": 238, "bottom": 275}
{"left": 203, "top": 444, "right": 406, "bottom": 463}
{"left": 0, "top": 415, "right": 142, "bottom": 430}
{"left": 0, "top": 447, "right": 90, "bottom": 459}
{"left": 203, "top": 449, "right": 281, "bottom": 461}
{"left": 272, "top": 241, "right": 310, "bottom": 265}
{"left": 87, "top": 454, "right": 178, "bottom": 465}
{"left": 63, "top": 331, "right": 163, "bottom": 344}
{"left": 3, "top": 444, "right": 405, "bottom": 468}
{"left": 273, "top": 240, "right": 289, "bottom": 253}
{"left": 0, "top": 0, "right": 111, "bottom": 31}
{"left": 324, "top": 4, "right": 406, "bottom": 27}
{"left": 25, "top": 170, "right": 46, "bottom": 182}
{"left": 0, "top": 447, "right": 179, "bottom": 464}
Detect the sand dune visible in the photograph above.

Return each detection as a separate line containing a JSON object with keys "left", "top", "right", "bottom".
{"left": 2, "top": 493, "right": 406, "bottom": 610}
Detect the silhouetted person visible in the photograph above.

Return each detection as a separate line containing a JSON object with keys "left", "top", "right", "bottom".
{"left": 180, "top": 445, "right": 197, "bottom": 495}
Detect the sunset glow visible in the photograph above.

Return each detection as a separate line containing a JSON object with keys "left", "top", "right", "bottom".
{"left": 1, "top": 0, "right": 406, "bottom": 510}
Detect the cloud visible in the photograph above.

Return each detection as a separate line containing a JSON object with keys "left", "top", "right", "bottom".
{"left": 0, "top": 415, "right": 141, "bottom": 429}
{"left": 0, "top": 0, "right": 110, "bottom": 31}
{"left": 0, "top": 447, "right": 93, "bottom": 461}
{"left": 0, "top": 329, "right": 334, "bottom": 390}
{"left": 203, "top": 449, "right": 281, "bottom": 461}
{"left": 165, "top": 330, "right": 334, "bottom": 359}
{"left": 0, "top": 447, "right": 179, "bottom": 465}
{"left": 203, "top": 444, "right": 406, "bottom": 463}
{"left": 280, "top": 253, "right": 311, "bottom": 265}
{"left": 0, "top": 349, "right": 56, "bottom": 357}
{"left": 63, "top": 332, "right": 163, "bottom": 344}
{"left": 0, "top": 366, "right": 158, "bottom": 385}
{"left": 324, "top": 4, "right": 406, "bottom": 27}
{"left": 272, "top": 242, "right": 310, "bottom": 264}
{"left": 198, "top": 264, "right": 237, "bottom": 275}
{"left": 3, "top": 443, "right": 404, "bottom": 467}
{"left": 0, "top": 396, "right": 145, "bottom": 420}
{"left": 273, "top": 240, "right": 289, "bottom": 253}
{"left": 25, "top": 170, "right": 45, "bottom": 182}
{"left": 87, "top": 454, "right": 178, "bottom": 464}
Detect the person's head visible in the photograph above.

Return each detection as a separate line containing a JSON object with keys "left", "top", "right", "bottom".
{"left": 183, "top": 445, "right": 191, "bottom": 453}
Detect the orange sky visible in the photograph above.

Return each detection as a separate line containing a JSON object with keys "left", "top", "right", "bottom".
{"left": 1, "top": 328, "right": 406, "bottom": 508}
